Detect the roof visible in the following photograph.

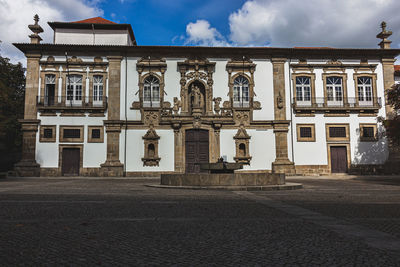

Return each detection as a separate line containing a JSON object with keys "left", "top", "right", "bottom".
{"left": 48, "top": 17, "right": 136, "bottom": 45}
{"left": 71, "top": 17, "right": 116, "bottom": 24}
{"left": 395, "top": 65, "right": 400, "bottom": 72}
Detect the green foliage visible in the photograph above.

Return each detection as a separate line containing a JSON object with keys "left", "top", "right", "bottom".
{"left": 381, "top": 83, "right": 400, "bottom": 145}
{"left": 0, "top": 54, "right": 25, "bottom": 170}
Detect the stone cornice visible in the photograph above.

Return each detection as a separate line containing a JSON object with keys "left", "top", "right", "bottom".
{"left": 13, "top": 43, "right": 400, "bottom": 59}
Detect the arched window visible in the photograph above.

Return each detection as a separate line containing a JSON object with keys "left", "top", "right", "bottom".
{"left": 295, "top": 77, "right": 311, "bottom": 102}
{"left": 143, "top": 75, "right": 160, "bottom": 107}
{"left": 357, "top": 77, "right": 372, "bottom": 103}
{"left": 233, "top": 75, "right": 249, "bottom": 107}
{"left": 326, "top": 76, "right": 343, "bottom": 102}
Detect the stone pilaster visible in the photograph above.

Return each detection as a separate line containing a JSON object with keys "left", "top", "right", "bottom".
{"left": 101, "top": 121, "right": 123, "bottom": 176}
{"left": 271, "top": 58, "right": 294, "bottom": 174}
{"left": 15, "top": 54, "right": 41, "bottom": 176}
{"left": 173, "top": 123, "right": 184, "bottom": 173}
{"left": 101, "top": 56, "right": 124, "bottom": 176}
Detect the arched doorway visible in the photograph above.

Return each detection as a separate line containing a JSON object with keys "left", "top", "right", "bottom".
{"left": 185, "top": 129, "right": 209, "bottom": 173}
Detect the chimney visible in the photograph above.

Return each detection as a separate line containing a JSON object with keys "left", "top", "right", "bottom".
{"left": 28, "top": 14, "right": 44, "bottom": 44}
{"left": 376, "top": 21, "right": 392, "bottom": 49}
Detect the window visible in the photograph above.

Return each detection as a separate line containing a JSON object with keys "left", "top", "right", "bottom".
{"left": 45, "top": 74, "right": 56, "bottom": 106}
{"left": 326, "top": 124, "right": 349, "bottom": 142}
{"left": 91, "top": 129, "right": 101, "bottom": 139}
{"left": 93, "top": 75, "right": 103, "bottom": 102}
{"left": 296, "top": 124, "right": 315, "bottom": 142}
{"left": 357, "top": 77, "right": 372, "bottom": 104}
{"left": 295, "top": 77, "right": 311, "bottom": 102}
{"left": 233, "top": 75, "right": 250, "bottom": 107}
{"left": 39, "top": 125, "right": 56, "bottom": 142}
{"left": 329, "top": 127, "right": 346, "bottom": 138}
{"left": 66, "top": 75, "right": 83, "bottom": 102}
{"left": 88, "top": 126, "right": 104, "bottom": 143}
{"left": 143, "top": 75, "right": 160, "bottom": 107}
{"left": 360, "top": 124, "right": 377, "bottom": 141}
{"left": 64, "top": 129, "right": 81, "bottom": 139}
{"left": 43, "top": 128, "right": 53, "bottom": 139}
{"left": 326, "top": 77, "right": 343, "bottom": 102}
{"left": 60, "top": 126, "right": 84, "bottom": 143}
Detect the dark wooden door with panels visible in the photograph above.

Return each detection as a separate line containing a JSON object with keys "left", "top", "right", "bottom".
{"left": 330, "top": 146, "right": 348, "bottom": 173}
{"left": 185, "top": 129, "right": 209, "bottom": 173}
{"left": 61, "top": 148, "right": 80, "bottom": 176}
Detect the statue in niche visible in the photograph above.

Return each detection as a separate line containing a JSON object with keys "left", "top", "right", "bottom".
{"left": 190, "top": 84, "right": 204, "bottom": 109}
{"left": 173, "top": 97, "right": 181, "bottom": 115}
{"left": 213, "top": 97, "right": 222, "bottom": 115}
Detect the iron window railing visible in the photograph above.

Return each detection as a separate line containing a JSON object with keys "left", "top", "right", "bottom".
{"left": 37, "top": 96, "right": 107, "bottom": 109}
{"left": 293, "top": 97, "right": 381, "bottom": 108}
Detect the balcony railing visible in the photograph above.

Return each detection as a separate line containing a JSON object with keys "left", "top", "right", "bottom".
{"left": 37, "top": 96, "right": 107, "bottom": 111}
{"left": 293, "top": 97, "right": 381, "bottom": 109}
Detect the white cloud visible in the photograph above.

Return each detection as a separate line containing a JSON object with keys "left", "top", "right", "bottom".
{"left": 185, "top": 19, "right": 230, "bottom": 47}
{"left": 0, "top": 0, "right": 103, "bottom": 64}
{"left": 228, "top": 0, "right": 400, "bottom": 48}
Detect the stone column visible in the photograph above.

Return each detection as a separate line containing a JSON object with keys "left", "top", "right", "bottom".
{"left": 15, "top": 54, "right": 41, "bottom": 177}
{"left": 100, "top": 56, "right": 124, "bottom": 176}
{"left": 271, "top": 58, "right": 295, "bottom": 174}
{"left": 382, "top": 58, "right": 400, "bottom": 173}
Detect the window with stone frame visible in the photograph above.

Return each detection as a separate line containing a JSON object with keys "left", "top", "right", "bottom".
{"left": 325, "top": 124, "right": 349, "bottom": 142}
{"left": 39, "top": 125, "right": 56, "bottom": 142}
{"left": 93, "top": 75, "right": 104, "bottom": 103}
{"left": 296, "top": 124, "right": 315, "bottom": 142}
{"left": 143, "top": 75, "right": 160, "bottom": 108}
{"left": 66, "top": 75, "right": 83, "bottom": 103}
{"left": 88, "top": 126, "right": 104, "bottom": 143}
{"left": 326, "top": 76, "right": 343, "bottom": 102}
{"left": 44, "top": 74, "right": 56, "bottom": 106}
{"left": 59, "top": 126, "right": 84, "bottom": 143}
{"left": 233, "top": 75, "right": 250, "bottom": 108}
{"left": 359, "top": 123, "right": 377, "bottom": 142}
{"left": 295, "top": 77, "right": 311, "bottom": 102}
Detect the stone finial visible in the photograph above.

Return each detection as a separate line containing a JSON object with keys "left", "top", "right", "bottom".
{"left": 28, "top": 14, "right": 44, "bottom": 44}
{"left": 376, "top": 21, "right": 392, "bottom": 49}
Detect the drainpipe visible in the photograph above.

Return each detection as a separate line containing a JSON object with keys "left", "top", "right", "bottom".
{"left": 288, "top": 57, "right": 295, "bottom": 166}
{"left": 123, "top": 55, "right": 128, "bottom": 177}
{"left": 92, "top": 24, "right": 95, "bottom": 45}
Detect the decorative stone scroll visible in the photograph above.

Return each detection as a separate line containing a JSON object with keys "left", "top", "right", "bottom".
{"left": 233, "top": 125, "right": 252, "bottom": 165}
{"left": 142, "top": 125, "right": 161, "bottom": 167}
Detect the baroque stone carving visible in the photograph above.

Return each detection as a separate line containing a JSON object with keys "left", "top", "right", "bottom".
{"left": 213, "top": 97, "right": 222, "bottom": 115}
{"left": 143, "top": 111, "right": 159, "bottom": 126}
{"left": 173, "top": 97, "right": 181, "bottom": 115}
{"left": 233, "top": 124, "right": 252, "bottom": 165}
{"left": 142, "top": 125, "right": 161, "bottom": 167}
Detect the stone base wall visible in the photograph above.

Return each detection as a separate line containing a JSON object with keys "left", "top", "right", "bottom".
{"left": 161, "top": 172, "right": 285, "bottom": 186}
{"left": 294, "top": 165, "right": 330, "bottom": 176}
{"left": 349, "top": 164, "right": 385, "bottom": 175}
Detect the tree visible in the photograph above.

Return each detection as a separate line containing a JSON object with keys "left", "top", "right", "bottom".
{"left": 0, "top": 53, "right": 25, "bottom": 171}
{"left": 381, "top": 83, "right": 400, "bottom": 146}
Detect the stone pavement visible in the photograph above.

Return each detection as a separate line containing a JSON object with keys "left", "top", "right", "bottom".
{"left": 0, "top": 176, "right": 399, "bottom": 266}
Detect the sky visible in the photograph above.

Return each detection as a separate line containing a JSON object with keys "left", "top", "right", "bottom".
{"left": 1, "top": 0, "right": 400, "bottom": 65}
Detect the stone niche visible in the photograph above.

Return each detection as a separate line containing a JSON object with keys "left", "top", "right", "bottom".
{"left": 233, "top": 125, "right": 252, "bottom": 165}
{"left": 142, "top": 126, "right": 161, "bottom": 166}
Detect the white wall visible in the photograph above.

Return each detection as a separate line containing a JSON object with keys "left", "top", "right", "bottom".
{"left": 220, "top": 129, "right": 275, "bottom": 170}
{"left": 120, "top": 129, "right": 175, "bottom": 172}
{"left": 253, "top": 60, "right": 274, "bottom": 120}
{"left": 55, "top": 28, "right": 131, "bottom": 45}
{"left": 36, "top": 114, "right": 107, "bottom": 168}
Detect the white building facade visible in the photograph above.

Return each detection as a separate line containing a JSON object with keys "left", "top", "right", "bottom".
{"left": 14, "top": 17, "right": 400, "bottom": 176}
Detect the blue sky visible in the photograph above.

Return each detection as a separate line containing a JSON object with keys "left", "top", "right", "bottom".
{"left": 101, "top": 0, "right": 247, "bottom": 46}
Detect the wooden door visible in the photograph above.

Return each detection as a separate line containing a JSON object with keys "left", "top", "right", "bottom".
{"left": 62, "top": 148, "right": 80, "bottom": 176}
{"left": 330, "top": 146, "right": 347, "bottom": 173}
{"left": 185, "top": 129, "right": 209, "bottom": 173}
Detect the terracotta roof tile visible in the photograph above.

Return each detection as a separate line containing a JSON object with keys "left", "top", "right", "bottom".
{"left": 394, "top": 65, "right": 400, "bottom": 71}
{"left": 294, "top": 47, "right": 335, "bottom": 49}
{"left": 71, "top": 17, "right": 116, "bottom": 24}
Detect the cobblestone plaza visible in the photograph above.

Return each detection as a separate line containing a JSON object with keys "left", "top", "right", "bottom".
{"left": 0, "top": 176, "right": 400, "bottom": 265}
